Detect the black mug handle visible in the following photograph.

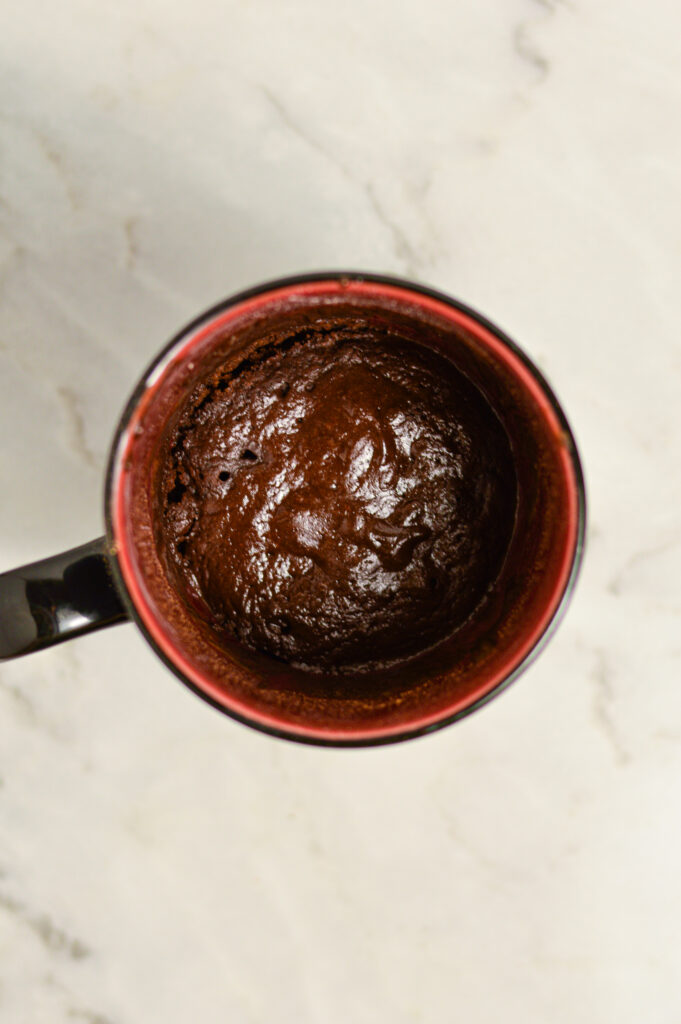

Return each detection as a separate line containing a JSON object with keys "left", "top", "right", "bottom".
{"left": 0, "top": 537, "right": 129, "bottom": 660}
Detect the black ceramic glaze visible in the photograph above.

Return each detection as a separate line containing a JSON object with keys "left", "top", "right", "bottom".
{"left": 0, "top": 538, "right": 127, "bottom": 660}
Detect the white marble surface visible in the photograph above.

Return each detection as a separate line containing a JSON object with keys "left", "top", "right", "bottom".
{"left": 1, "top": 1, "right": 680, "bottom": 1020}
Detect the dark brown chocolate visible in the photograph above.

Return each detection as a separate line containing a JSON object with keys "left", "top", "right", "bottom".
{"left": 156, "top": 325, "right": 516, "bottom": 673}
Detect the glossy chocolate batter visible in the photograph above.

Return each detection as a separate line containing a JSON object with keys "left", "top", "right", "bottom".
{"left": 156, "top": 325, "right": 517, "bottom": 673}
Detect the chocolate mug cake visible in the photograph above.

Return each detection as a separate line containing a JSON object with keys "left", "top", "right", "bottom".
{"left": 0, "top": 273, "right": 585, "bottom": 745}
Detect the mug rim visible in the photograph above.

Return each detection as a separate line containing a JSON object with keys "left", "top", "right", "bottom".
{"left": 104, "top": 271, "right": 587, "bottom": 747}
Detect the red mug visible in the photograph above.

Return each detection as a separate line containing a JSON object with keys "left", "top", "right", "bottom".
{"left": 0, "top": 273, "right": 585, "bottom": 746}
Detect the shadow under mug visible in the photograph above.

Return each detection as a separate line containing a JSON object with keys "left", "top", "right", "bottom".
{"left": 0, "top": 273, "right": 586, "bottom": 746}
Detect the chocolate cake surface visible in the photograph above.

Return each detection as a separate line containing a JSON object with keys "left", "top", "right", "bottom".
{"left": 156, "top": 324, "right": 517, "bottom": 673}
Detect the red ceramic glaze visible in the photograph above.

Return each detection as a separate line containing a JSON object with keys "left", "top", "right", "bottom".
{"left": 105, "top": 274, "right": 585, "bottom": 746}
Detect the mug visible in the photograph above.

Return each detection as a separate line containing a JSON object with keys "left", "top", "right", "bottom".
{"left": 0, "top": 273, "right": 586, "bottom": 746}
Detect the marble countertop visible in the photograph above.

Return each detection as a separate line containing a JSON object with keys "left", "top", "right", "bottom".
{"left": 1, "top": 1, "right": 680, "bottom": 1021}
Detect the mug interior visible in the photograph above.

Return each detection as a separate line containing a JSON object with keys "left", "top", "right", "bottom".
{"left": 106, "top": 275, "right": 584, "bottom": 745}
